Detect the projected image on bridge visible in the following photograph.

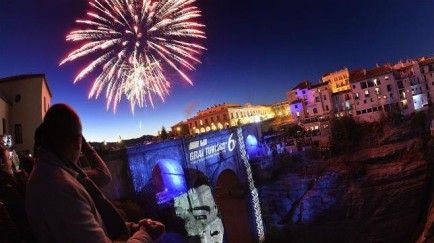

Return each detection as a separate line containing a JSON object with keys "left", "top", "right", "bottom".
{"left": 174, "top": 184, "right": 224, "bottom": 243}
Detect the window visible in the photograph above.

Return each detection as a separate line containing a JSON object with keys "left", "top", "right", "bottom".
{"left": 224, "top": 114, "right": 227, "bottom": 121}
{"left": 375, "top": 87, "right": 380, "bottom": 95}
{"left": 302, "top": 90, "right": 306, "bottom": 94}
{"left": 325, "top": 105, "right": 329, "bottom": 111}
{"left": 356, "top": 111, "right": 361, "bottom": 115}
{"left": 195, "top": 121, "right": 198, "bottom": 127}
{"left": 397, "top": 81, "right": 404, "bottom": 89}
{"left": 230, "top": 113, "right": 234, "bottom": 119}
{"left": 323, "top": 95, "right": 327, "bottom": 100}
{"left": 364, "top": 100, "right": 367, "bottom": 104}
{"left": 364, "top": 90, "right": 369, "bottom": 97}
{"left": 211, "top": 117, "right": 214, "bottom": 123}
{"left": 387, "top": 85, "right": 392, "bottom": 92}
{"left": 352, "top": 85, "right": 356, "bottom": 89}
{"left": 313, "top": 108, "right": 318, "bottom": 114}
{"left": 2, "top": 118, "right": 5, "bottom": 134}
{"left": 355, "top": 92, "right": 359, "bottom": 99}
{"left": 14, "top": 124, "right": 23, "bottom": 144}
{"left": 385, "top": 76, "right": 389, "bottom": 80}
{"left": 295, "top": 105, "right": 298, "bottom": 109}
{"left": 315, "top": 96, "right": 320, "bottom": 102}
{"left": 217, "top": 115, "right": 220, "bottom": 122}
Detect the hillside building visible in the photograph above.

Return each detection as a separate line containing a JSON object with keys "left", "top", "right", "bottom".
{"left": 419, "top": 57, "right": 434, "bottom": 104}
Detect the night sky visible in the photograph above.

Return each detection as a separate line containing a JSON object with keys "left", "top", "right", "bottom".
{"left": 1, "top": 0, "right": 433, "bottom": 142}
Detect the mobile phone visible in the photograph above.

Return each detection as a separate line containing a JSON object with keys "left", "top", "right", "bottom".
{"left": 1, "top": 135, "right": 12, "bottom": 149}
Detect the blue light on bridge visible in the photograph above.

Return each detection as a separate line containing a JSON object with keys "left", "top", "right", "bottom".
{"left": 246, "top": 135, "right": 258, "bottom": 147}
{"left": 154, "top": 159, "right": 188, "bottom": 205}
{"left": 246, "top": 134, "right": 260, "bottom": 158}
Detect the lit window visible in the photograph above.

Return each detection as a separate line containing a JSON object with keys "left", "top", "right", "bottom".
{"left": 375, "top": 87, "right": 380, "bottom": 95}
{"left": 365, "top": 90, "right": 369, "bottom": 97}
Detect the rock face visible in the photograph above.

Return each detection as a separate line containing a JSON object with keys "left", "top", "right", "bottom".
{"left": 258, "top": 120, "right": 434, "bottom": 243}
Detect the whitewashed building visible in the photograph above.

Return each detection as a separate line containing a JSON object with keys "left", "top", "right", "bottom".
{"left": 0, "top": 74, "right": 52, "bottom": 154}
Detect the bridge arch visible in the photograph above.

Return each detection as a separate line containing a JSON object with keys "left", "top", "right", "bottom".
{"left": 215, "top": 169, "right": 253, "bottom": 243}
{"left": 151, "top": 159, "right": 187, "bottom": 205}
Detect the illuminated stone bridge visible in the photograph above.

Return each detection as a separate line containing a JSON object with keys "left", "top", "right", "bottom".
{"left": 105, "top": 124, "right": 266, "bottom": 243}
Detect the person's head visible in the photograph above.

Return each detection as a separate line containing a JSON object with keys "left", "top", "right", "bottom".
{"left": 0, "top": 148, "right": 12, "bottom": 174}
{"left": 33, "top": 124, "right": 43, "bottom": 157}
{"left": 41, "top": 104, "right": 82, "bottom": 163}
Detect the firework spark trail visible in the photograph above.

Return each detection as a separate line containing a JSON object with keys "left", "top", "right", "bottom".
{"left": 60, "top": 0, "right": 206, "bottom": 113}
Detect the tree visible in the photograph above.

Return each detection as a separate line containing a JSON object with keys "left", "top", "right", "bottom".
{"left": 160, "top": 126, "right": 169, "bottom": 140}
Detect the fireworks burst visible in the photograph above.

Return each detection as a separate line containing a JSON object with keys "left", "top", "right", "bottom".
{"left": 60, "top": 0, "right": 206, "bottom": 113}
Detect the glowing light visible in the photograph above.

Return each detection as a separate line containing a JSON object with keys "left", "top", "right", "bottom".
{"left": 61, "top": 0, "right": 206, "bottom": 113}
{"left": 237, "top": 128, "right": 265, "bottom": 242}
{"left": 246, "top": 135, "right": 258, "bottom": 147}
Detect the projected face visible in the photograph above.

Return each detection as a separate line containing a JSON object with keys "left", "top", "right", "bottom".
{"left": 174, "top": 185, "right": 224, "bottom": 243}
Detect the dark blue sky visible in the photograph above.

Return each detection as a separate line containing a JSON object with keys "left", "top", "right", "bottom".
{"left": 1, "top": 0, "right": 433, "bottom": 141}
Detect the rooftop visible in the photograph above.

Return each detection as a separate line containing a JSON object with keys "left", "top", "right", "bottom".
{"left": 350, "top": 66, "right": 393, "bottom": 83}
{"left": 291, "top": 81, "right": 311, "bottom": 91}
{"left": 419, "top": 57, "right": 434, "bottom": 66}
{"left": 0, "top": 74, "right": 53, "bottom": 97}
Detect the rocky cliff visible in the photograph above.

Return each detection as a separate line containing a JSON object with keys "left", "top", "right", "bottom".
{"left": 258, "top": 116, "right": 434, "bottom": 243}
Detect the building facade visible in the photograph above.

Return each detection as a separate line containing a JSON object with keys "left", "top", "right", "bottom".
{"left": 271, "top": 100, "right": 290, "bottom": 117}
{"left": 322, "top": 68, "right": 351, "bottom": 93}
{"left": 350, "top": 66, "right": 399, "bottom": 122}
{"left": 0, "top": 74, "right": 52, "bottom": 154}
{"left": 287, "top": 56, "right": 434, "bottom": 125}
{"left": 186, "top": 103, "right": 275, "bottom": 135}
{"left": 420, "top": 57, "right": 434, "bottom": 104}
{"left": 287, "top": 81, "right": 333, "bottom": 122}
{"left": 170, "top": 121, "right": 190, "bottom": 137}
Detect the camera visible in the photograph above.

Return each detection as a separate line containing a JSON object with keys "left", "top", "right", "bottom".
{"left": 1, "top": 134, "right": 13, "bottom": 149}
